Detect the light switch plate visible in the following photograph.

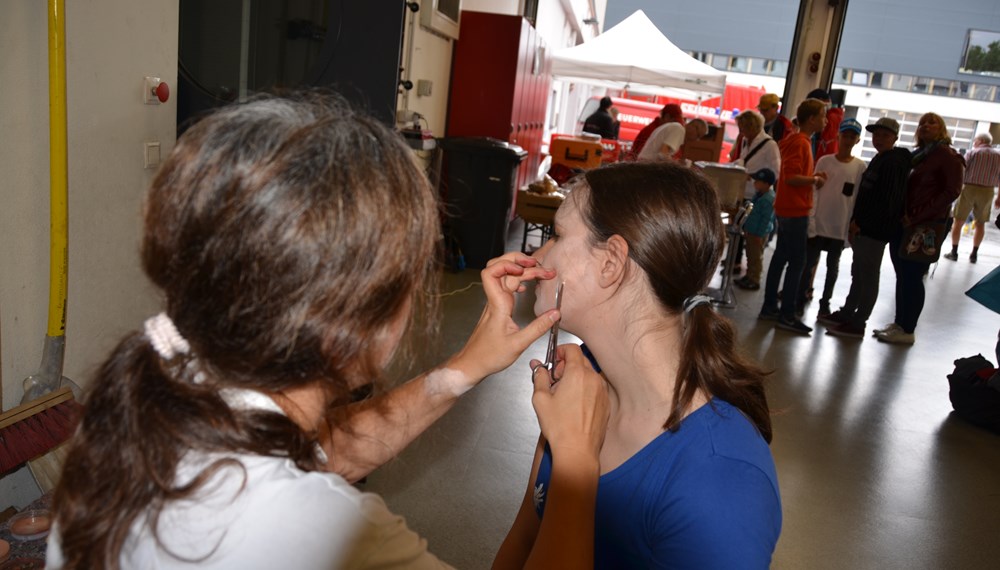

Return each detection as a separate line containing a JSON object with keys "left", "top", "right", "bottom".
{"left": 144, "top": 142, "right": 161, "bottom": 169}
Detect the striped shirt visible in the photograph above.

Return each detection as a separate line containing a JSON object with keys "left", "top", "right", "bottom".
{"left": 964, "top": 144, "right": 1000, "bottom": 188}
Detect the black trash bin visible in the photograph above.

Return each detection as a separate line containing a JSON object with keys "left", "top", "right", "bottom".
{"left": 440, "top": 137, "right": 527, "bottom": 269}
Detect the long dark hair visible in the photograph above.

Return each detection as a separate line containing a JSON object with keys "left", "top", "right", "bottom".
{"left": 581, "top": 162, "right": 772, "bottom": 442}
{"left": 52, "top": 91, "right": 441, "bottom": 568}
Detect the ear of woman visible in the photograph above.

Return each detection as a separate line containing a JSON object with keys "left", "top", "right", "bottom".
{"left": 598, "top": 234, "right": 630, "bottom": 289}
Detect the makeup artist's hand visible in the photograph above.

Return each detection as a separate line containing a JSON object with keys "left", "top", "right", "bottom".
{"left": 449, "top": 253, "right": 560, "bottom": 387}
{"left": 530, "top": 344, "right": 609, "bottom": 458}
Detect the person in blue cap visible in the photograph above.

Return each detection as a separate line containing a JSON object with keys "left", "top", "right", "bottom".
{"left": 736, "top": 168, "right": 778, "bottom": 291}
{"left": 797, "top": 118, "right": 867, "bottom": 318}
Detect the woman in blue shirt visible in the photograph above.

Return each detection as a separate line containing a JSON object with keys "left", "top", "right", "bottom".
{"left": 495, "top": 162, "right": 782, "bottom": 569}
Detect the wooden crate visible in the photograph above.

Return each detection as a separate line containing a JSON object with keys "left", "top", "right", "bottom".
{"left": 515, "top": 190, "right": 564, "bottom": 225}
{"left": 684, "top": 123, "right": 725, "bottom": 163}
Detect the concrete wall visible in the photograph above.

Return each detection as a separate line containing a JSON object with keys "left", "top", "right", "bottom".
{"left": 1, "top": 0, "right": 174, "bottom": 507}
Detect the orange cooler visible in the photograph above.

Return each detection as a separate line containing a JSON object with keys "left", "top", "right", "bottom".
{"left": 550, "top": 136, "right": 603, "bottom": 170}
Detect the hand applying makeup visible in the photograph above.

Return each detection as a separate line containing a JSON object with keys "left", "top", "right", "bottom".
{"left": 449, "top": 252, "right": 561, "bottom": 386}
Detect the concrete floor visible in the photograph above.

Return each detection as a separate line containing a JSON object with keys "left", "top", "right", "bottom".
{"left": 364, "top": 219, "right": 1000, "bottom": 570}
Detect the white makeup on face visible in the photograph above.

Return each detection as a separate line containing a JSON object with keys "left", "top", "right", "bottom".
{"left": 531, "top": 189, "right": 602, "bottom": 333}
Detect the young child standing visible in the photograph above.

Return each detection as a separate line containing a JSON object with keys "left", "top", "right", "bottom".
{"left": 736, "top": 168, "right": 777, "bottom": 291}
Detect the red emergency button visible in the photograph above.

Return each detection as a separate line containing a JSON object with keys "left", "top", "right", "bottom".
{"left": 154, "top": 82, "right": 169, "bottom": 103}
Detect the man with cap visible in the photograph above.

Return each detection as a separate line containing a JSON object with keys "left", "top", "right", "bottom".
{"left": 758, "top": 94, "right": 794, "bottom": 144}
{"left": 796, "top": 118, "right": 867, "bottom": 318}
{"left": 628, "top": 103, "right": 683, "bottom": 160}
{"left": 583, "top": 96, "right": 618, "bottom": 139}
{"left": 824, "top": 117, "right": 912, "bottom": 338}
{"left": 943, "top": 132, "right": 1000, "bottom": 263}
{"left": 806, "top": 88, "right": 844, "bottom": 161}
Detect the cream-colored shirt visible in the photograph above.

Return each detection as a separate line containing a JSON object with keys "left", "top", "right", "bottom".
{"left": 47, "top": 391, "right": 451, "bottom": 569}
{"left": 638, "top": 122, "right": 685, "bottom": 161}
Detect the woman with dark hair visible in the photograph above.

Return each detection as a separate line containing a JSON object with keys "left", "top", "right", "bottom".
{"left": 48, "top": 92, "right": 609, "bottom": 569}
{"left": 877, "top": 112, "right": 965, "bottom": 345}
{"left": 495, "top": 162, "right": 781, "bottom": 569}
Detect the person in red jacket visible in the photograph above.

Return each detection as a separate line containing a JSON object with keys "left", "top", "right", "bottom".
{"left": 806, "top": 89, "right": 844, "bottom": 161}
{"left": 875, "top": 112, "right": 965, "bottom": 345}
{"left": 759, "top": 98, "right": 828, "bottom": 334}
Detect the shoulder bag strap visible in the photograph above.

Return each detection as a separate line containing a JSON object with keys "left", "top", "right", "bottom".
{"left": 743, "top": 138, "right": 776, "bottom": 164}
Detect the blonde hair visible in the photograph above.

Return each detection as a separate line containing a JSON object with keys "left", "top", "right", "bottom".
{"left": 736, "top": 109, "right": 765, "bottom": 132}
{"left": 795, "top": 99, "right": 827, "bottom": 126}
{"left": 917, "top": 112, "right": 952, "bottom": 148}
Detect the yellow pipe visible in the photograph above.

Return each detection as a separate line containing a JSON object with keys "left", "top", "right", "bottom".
{"left": 47, "top": 0, "right": 68, "bottom": 338}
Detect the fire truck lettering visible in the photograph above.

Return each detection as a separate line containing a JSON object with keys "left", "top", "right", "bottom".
{"left": 619, "top": 114, "right": 652, "bottom": 126}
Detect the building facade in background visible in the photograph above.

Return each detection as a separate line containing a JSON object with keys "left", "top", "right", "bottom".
{"left": 605, "top": 0, "right": 1000, "bottom": 159}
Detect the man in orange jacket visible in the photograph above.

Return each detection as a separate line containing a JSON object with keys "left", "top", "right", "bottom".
{"left": 759, "top": 98, "right": 828, "bottom": 334}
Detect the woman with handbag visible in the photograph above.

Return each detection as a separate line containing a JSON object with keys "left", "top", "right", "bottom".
{"left": 877, "top": 112, "right": 965, "bottom": 345}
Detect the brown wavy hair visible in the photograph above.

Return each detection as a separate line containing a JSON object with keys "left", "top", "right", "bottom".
{"left": 580, "top": 162, "right": 772, "bottom": 441}
{"left": 52, "top": 91, "right": 441, "bottom": 568}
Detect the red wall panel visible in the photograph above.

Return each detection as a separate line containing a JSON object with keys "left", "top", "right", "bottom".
{"left": 447, "top": 11, "right": 550, "bottom": 191}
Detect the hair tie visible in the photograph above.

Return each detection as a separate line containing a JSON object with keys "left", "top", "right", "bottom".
{"left": 144, "top": 313, "right": 191, "bottom": 360}
{"left": 682, "top": 294, "right": 712, "bottom": 314}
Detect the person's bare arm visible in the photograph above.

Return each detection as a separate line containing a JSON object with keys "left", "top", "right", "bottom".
{"left": 658, "top": 143, "right": 679, "bottom": 160}
{"left": 787, "top": 172, "right": 826, "bottom": 188}
{"left": 321, "top": 253, "right": 559, "bottom": 482}
{"left": 521, "top": 347, "right": 609, "bottom": 569}
{"left": 493, "top": 437, "right": 546, "bottom": 570}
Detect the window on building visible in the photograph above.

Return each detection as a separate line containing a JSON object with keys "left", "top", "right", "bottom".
{"left": 690, "top": 51, "right": 711, "bottom": 64}
{"left": 729, "top": 57, "right": 748, "bottom": 72}
{"left": 890, "top": 74, "right": 916, "bottom": 91}
{"left": 930, "top": 80, "right": 952, "bottom": 96}
{"left": 913, "top": 78, "right": 932, "bottom": 94}
{"left": 769, "top": 60, "right": 788, "bottom": 77}
{"left": 851, "top": 71, "right": 869, "bottom": 86}
{"left": 959, "top": 29, "right": 1000, "bottom": 77}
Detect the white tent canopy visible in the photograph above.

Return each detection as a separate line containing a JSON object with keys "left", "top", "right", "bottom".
{"left": 550, "top": 10, "right": 726, "bottom": 98}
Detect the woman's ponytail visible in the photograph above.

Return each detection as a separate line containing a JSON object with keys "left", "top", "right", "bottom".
{"left": 673, "top": 305, "right": 772, "bottom": 443}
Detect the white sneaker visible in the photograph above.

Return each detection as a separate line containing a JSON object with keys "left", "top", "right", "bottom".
{"left": 873, "top": 323, "right": 902, "bottom": 337}
{"left": 877, "top": 328, "right": 915, "bottom": 345}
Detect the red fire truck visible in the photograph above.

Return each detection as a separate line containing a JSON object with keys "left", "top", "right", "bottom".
{"left": 576, "top": 84, "right": 767, "bottom": 163}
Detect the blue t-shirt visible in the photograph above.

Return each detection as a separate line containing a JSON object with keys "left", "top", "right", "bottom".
{"left": 533, "top": 399, "right": 781, "bottom": 569}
